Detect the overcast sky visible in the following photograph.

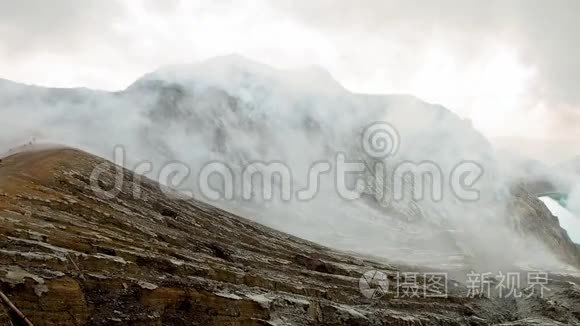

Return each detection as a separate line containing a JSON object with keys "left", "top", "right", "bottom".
{"left": 1, "top": 0, "right": 579, "bottom": 150}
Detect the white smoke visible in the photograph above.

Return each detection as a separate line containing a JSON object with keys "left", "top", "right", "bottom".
{"left": 0, "top": 56, "right": 576, "bottom": 272}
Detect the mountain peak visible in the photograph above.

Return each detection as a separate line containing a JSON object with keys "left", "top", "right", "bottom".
{"left": 134, "top": 55, "right": 344, "bottom": 94}
{"left": 202, "top": 53, "right": 269, "bottom": 68}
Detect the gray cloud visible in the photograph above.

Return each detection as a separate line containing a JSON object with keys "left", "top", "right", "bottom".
{"left": 0, "top": 0, "right": 579, "bottom": 157}
{"left": 272, "top": 0, "right": 580, "bottom": 108}
{"left": 0, "top": 0, "right": 126, "bottom": 56}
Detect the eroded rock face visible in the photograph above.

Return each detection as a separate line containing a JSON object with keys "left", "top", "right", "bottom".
{"left": 0, "top": 147, "right": 579, "bottom": 325}
{"left": 508, "top": 184, "right": 580, "bottom": 267}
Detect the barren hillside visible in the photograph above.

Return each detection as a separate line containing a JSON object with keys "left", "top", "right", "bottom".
{"left": 0, "top": 147, "right": 578, "bottom": 325}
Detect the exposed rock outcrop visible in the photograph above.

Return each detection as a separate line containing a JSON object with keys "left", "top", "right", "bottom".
{"left": 508, "top": 184, "right": 580, "bottom": 266}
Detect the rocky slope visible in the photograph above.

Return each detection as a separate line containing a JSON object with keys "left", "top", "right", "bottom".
{"left": 508, "top": 184, "right": 580, "bottom": 266}
{"left": 0, "top": 147, "right": 579, "bottom": 325}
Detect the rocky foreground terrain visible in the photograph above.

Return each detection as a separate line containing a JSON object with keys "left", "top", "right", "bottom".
{"left": 0, "top": 147, "right": 579, "bottom": 325}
